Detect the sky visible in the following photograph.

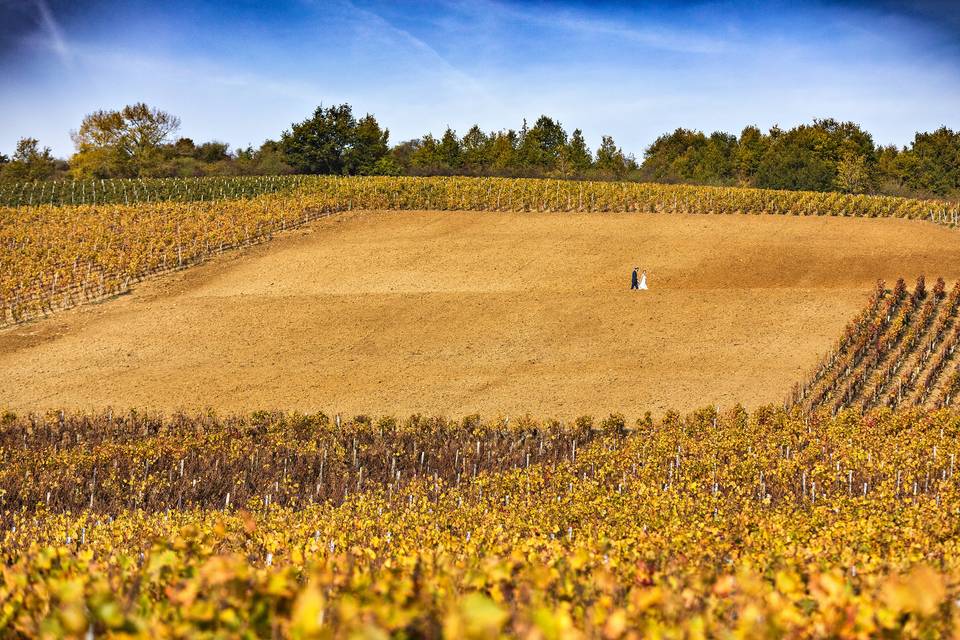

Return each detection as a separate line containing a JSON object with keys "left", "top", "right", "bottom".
{"left": 1, "top": 0, "right": 959, "bottom": 159}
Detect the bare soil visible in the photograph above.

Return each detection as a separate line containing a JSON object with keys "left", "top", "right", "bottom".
{"left": 2, "top": 210, "right": 958, "bottom": 419}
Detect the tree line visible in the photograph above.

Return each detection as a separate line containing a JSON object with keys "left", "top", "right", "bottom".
{"left": 640, "top": 121, "right": 960, "bottom": 198}
{"left": 2, "top": 102, "right": 958, "bottom": 198}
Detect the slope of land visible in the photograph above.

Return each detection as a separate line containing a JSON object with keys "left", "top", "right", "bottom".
{"left": 2, "top": 210, "right": 959, "bottom": 418}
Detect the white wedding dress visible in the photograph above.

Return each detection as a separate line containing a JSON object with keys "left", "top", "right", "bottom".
{"left": 638, "top": 273, "right": 648, "bottom": 290}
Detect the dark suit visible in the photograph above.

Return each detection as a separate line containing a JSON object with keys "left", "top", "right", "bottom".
{"left": 631, "top": 269, "right": 639, "bottom": 290}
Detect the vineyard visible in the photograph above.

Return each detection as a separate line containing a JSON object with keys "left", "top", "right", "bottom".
{"left": 0, "top": 175, "right": 307, "bottom": 207}
{"left": 2, "top": 175, "right": 959, "bottom": 327}
{"left": 4, "top": 174, "right": 960, "bottom": 638}
{"left": 792, "top": 277, "right": 960, "bottom": 413}
{"left": 2, "top": 407, "right": 960, "bottom": 638}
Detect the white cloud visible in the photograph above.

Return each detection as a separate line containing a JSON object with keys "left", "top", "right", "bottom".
{"left": 338, "top": 0, "right": 488, "bottom": 96}
{"left": 32, "top": 0, "right": 72, "bottom": 66}
{"left": 449, "top": 0, "right": 730, "bottom": 55}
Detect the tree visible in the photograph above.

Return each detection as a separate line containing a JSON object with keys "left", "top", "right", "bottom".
{"left": 280, "top": 104, "right": 356, "bottom": 174}
{"left": 70, "top": 103, "right": 180, "bottom": 178}
{"left": 2, "top": 138, "right": 56, "bottom": 181}
{"left": 345, "top": 114, "right": 389, "bottom": 175}
{"left": 252, "top": 140, "right": 294, "bottom": 175}
{"left": 698, "top": 132, "right": 737, "bottom": 184}
{"left": 595, "top": 135, "right": 630, "bottom": 179}
{"left": 835, "top": 153, "right": 870, "bottom": 193}
{"left": 875, "top": 144, "right": 905, "bottom": 194}
{"left": 488, "top": 131, "right": 519, "bottom": 173}
{"left": 170, "top": 137, "right": 198, "bottom": 157}
{"left": 641, "top": 128, "right": 707, "bottom": 183}
{"left": 639, "top": 128, "right": 733, "bottom": 184}
{"left": 897, "top": 127, "right": 960, "bottom": 196}
{"left": 439, "top": 127, "right": 462, "bottom": 170}
{"left": 280, "top": 105, "right": 389, "bottom": 176}
{"left": 196, "top": 141, "right": 230, "bottom": 164}
{"left": 409, "top": 135, "right": 444, "bottom": 173}
{"left": 754, "top": 120, "right": 876, "bottom": 192}
{"left": 519, "top": 116, "right": 568, "bottom": 173}
{"left": 388, "top": 139, "right": 422, "bottom": 174}
{"left": 367, "top": 156, "right": 403, "bottom": 176}
{"left": 460, "top": 125, "right": 491, "bottom": 173}
{"left": 565, "top": 129, "right": 592, "bottom": 176}
{"left": 755, "top": 139, "right": 834, "bottom": 191}
{"left": 735, "top": 126, "right": 767, "bottom": 185}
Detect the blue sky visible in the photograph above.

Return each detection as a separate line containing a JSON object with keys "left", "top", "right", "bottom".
{"left": 1, "top": 0, "right": 959, "bottom": 158}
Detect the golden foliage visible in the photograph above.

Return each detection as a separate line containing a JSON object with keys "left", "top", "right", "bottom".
{"left": 2, "top": 407, "right": 960, "bottom": 637}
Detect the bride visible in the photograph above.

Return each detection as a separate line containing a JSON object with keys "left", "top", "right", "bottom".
{"left": 638, "top": 270, "right": 648, "bottom": 290}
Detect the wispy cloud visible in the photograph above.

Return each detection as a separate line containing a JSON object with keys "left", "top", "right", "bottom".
{"left": 339, "top": 0, "right": 488, "bottom": 95}
{"left": 78, "top": 46, "right": 319, "bottom": 100}
{"left": 469, "top": 0, "right": 729, "bottom": 55}
{"left": 33, "top": 0, "right": 72, "bottom": 65}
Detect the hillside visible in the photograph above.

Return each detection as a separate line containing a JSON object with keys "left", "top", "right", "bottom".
{"left": 2, "top": 209, "right": 958, "bottom": 418}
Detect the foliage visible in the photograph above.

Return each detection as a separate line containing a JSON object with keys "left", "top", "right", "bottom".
{"left": 594, "top": 136, "right": 635, "bottom": 179}
{"left": 280, "top": 105, "right": 390, "bottom": 176}
{"left": 0, "top": 411, "right": 600, "bottom": 518}
{"left": 7, "top": 102, "right": 960, "bottom": 197}
{"left": 640, "top": 120, "right": 960, "bottom": 198}
{"left": 70, "top": 103, "right": 182, "bottom": 179}
{"left": 891, "top": 127, "right": 960, "bottom": 196}
{"left": 641, "top": 129, "right": 737, "bottom": 186}
{"left": 0, "top": 138, "right": 59, "bottom": 182}
{"left": 2, "top": 407, "right": 960, "bottom": 637}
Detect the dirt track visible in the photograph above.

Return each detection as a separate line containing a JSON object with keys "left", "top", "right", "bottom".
{"left": 2, "top": 210, "right": 959, "bottom": 419}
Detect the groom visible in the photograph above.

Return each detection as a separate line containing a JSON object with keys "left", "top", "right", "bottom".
{"left": 630, "top": 266, "right": 639, "bottom": 290}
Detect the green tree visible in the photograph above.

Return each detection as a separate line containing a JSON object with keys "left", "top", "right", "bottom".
{"left": 388, "top": 139, "right": 421, "bottom": 174}
{"left": 439, "top": 127, "right": 462, "bottom": 171}
{"left": 280, "top": 104, "right": 356, "bottom": 174}
{"left": 196, "top": 141, "right": 230, "bottom": 164}
{"left": 253, "top": 140, "right": 294, "bottom": 175}
{"left": 595, "top": 135, "right": 630, "bottom": 179}
{"left": 875, "top": 144, "right": 905, "bottom": 194}
{"left": 346, "top": 114, "right": 390, "bottom": 175}
{"left": 897, "top": 127, "right": 960, "bottom": 196}
{"left": 735, "top": 126, "right": 767, "bottom": 185}
{"left": 754, "top": 119, "right": 876, "bottom": 192}
{"left": 460, "top": 125, "right": 491, "bottom": 173}
{"left": 3, "top": 138, "right": 57, "bottom": 180}
{"left": 519, "top": 116, "right": 568, "bottom": 173}
{"left": 564, "top": 129, "right": 592, "bottom": 177}
{"left": 696, "top": 132, "right": 736, "bottom": 184}
{"left": 170, "top": 137, "right": 197, "bottom": 157}
{"left": 640, "top": 128, "right": 734, "bottom": 185}
{"left": 367, "top": 156, "right": 403, "bottom": 176}
{"left": 488, "top": 131, "right": 519, "bottom": 173}
{"left": 409, "top": 135, "right": 444, "bottom": 172}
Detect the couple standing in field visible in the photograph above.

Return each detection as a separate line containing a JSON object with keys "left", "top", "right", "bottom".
{"left": 630, "top": 267, "right": 648, "bottom": 290}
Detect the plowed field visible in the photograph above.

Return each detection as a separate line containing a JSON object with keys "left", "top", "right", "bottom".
{"left": 2, "top": 210, "right": 958, "bottom": 418}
